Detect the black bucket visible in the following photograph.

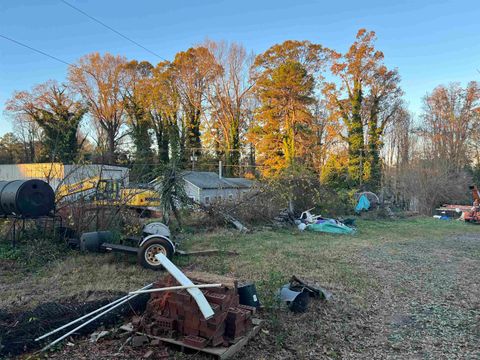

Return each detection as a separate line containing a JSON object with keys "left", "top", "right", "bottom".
{"left": 238, "top": 282, "right": 261, "bottom": 308}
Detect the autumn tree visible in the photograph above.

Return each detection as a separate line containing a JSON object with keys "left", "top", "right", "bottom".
{"left": 421, "top": 81, "right": 480, "bottom": 171}
{"left": 69, "top": 53, "right": 127, "bottom": 164}
{"left": 204, "top": 40, "right": 254, "bottom": 176}
{"left": 325, "top": 29, "right": 401, "bottom": 189}
{"left": 364, "top": 66, "right": 402, "bottom": 189}
{"left": 171, "top": 47, "right": 221, "bottom": 164}
{"left": 251, "top": 40, "right": 328, "bottom": 176}
{"left": 0, "top": 133, "right": 23, "bottom": 163}
{"left": 140, "top": 60, "right": 182, "bottom": 163}
{"left": 6, "top": 81, "right": 86, "bottom": 163}
{"left": 122, "top": 60, "right": 155, "bottom": 178}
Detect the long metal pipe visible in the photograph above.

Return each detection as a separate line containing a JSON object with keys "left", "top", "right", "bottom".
{"left": 128, "top": 283, "right": 222, "bottom": 295}
{"left": 35, "top": 283, "right": 153, "bottom": 342}
{"left": 40, "top": 284, "right": 153, "bottom": 352}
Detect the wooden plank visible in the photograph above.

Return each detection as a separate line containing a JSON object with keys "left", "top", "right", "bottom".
{"left": 124, "top": 319, "right": 263, "bottom": 359}
{"left": 219, "top": 318, "right": 263, "bottom": 360}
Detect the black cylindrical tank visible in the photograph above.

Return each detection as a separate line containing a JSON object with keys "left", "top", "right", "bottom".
{"left": 0, "top": 179, "right": 55, "bottom": 217}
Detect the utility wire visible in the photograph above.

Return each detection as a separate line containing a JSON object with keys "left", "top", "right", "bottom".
{"left": 0, "top": 34, "right": 73, "bottom": 67}
{"left": 60, "top": 0, "right": 166, "bottom": 60}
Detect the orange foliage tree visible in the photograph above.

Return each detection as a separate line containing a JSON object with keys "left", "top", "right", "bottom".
{"left": 250, "top": 40, "right": 329, "bottom": 176}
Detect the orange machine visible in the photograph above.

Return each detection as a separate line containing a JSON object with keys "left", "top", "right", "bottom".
{"left": 464, "top": 185, "right": 480, "bottom": 224}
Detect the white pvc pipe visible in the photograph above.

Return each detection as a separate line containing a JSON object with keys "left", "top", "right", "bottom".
{"left": 41, "top": 285, "right": 151, "bottom": 352}
{"left": 128, "top": 283, "right": 222, "bottom": 295}
{"left": 36, "top": 283, "right": 153, "bottom": 342}
{"left": 155, "top": 253, "right": 215, "bottom": 319}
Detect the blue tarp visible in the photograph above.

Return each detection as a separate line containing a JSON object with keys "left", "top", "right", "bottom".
{"left": 355, "top": 194, "right": 371, "bottom": 212}
{"left": 306, "top": 220, "right": 355, "bottom": 234}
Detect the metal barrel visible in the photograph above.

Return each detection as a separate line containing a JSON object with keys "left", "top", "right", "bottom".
{"left": 0, "top": 179, "right": 55, "bottom": 217}
{"left": 80, "top": 231, "right": 113, "bottom": 252}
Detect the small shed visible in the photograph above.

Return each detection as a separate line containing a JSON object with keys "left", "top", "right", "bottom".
{"left": 182, "top": 171, "right": 254, "bottom": 205}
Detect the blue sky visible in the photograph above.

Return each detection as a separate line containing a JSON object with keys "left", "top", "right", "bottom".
{"left": 1, "top": 0, "right": 479, "bottom": 134}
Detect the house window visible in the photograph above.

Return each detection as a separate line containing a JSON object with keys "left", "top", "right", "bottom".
{"left": 217, "top": 195, "right": 222, "bottom": 202}
{"left": 204, "top": 196, "right": 210, "bottom": 205}
{"left": 189, "top": 196, "right": 196, "bottom": 203}
{"left": 228, "top": 194, "right": 234, "bottom": 201}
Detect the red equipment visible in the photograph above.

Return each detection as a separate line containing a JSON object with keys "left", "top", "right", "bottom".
{"left": 463, "top": 185, "right": 480, "bottom": 224}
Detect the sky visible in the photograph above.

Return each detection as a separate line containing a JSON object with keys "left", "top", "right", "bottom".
{"left": 1, "top": 0, "right": 479, "bottom": 135}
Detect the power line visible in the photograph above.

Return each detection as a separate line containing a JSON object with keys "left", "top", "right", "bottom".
{"left": 60, "top": 0, "right": 166, "bottom": 61}
{"left": 0, "top": 34, "right": 73, "bottom": 67}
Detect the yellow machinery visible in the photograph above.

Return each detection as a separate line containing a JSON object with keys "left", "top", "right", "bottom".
{"left": 56, "top": 176, "right": 160, "bottom": 210}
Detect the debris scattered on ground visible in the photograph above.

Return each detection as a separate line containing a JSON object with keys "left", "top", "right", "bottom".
{"left": 0, "top": 292, "right": 147, "bottom": 357}
{"left": 278, "top": 276, "right": 333, "bottom": 313}
{"left": 289, "top": 276, "right": 333, "bottom": 301}
{"left": 305, "top": 218, "right": 355, "bottom": 234}
{"left": 38, "top": 284, "right": 153, "bottom": 352}
{"left": 89, "top": 330, "right": 110, "bottom": 343}
{"left": 296, "top": 208, "right": 355, "bottom": 234}
{"left": 273, "top": 208, "right": 297, "bottom": 226}
{"left": 131, "top": 335, "right": 149, "bottom": 348}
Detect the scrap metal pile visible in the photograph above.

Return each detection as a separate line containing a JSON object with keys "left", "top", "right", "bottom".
{"left": 136, "top": 274, "right": 256, "bottom": 349}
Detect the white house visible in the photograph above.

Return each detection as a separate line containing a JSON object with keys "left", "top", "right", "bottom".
{"left": 157, "top": 171, "right": 253, "bottom": 205}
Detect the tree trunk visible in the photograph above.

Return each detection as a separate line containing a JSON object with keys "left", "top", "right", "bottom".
{"left": 347, "top": 83, "right": 364, "bottom": 187}
{"left": 107, "top": 129, "right": 116, "bottom": 164}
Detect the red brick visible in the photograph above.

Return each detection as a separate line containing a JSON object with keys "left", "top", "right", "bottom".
{"left": 237, "top": 308, "right": 251, "bottom": 320}
{"left": 226, "top": 308, "right": 243, "bottom": 324}
{"left": 167, "top": 301, "right": 178, "bottom": 317}
{"left": 176, "top": 290, "right": 191, "bottom": 303}
{"left": 176, "top": 319, "right": 184, "bottom": 333}
{"left": 183, "top": 335, "right": 208, "bottom": 349}
{"left": 237, "top": 304, "right": 256, "bottom": 315}
{"left": 200, "top": 322, "right": 225, "bottom": 339}
{"left": 184, "top": 315, "right": 200, "bottom": 329}
{"left": 211, "top": 335, "right": 224, "bottom": 347}
{"left": 184, "top": 325, "right": 199, "bottom": 336}
{"left": 205, "top": 292, "right": 228, "bottom": 306}
{"left": 154, "top": 316, "right": 176, "bottom": 331}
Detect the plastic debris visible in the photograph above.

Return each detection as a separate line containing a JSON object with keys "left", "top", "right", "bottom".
{"left": 355, "top": 194, "right": 371, "bottom": 212}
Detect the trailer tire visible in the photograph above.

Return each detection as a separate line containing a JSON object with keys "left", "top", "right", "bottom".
{"left": 138, "top": 237, "right": 174, "bottom": 270}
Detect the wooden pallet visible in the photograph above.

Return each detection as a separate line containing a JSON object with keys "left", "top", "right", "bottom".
{"left": 121, "top": 318, "right": 263, "bottom": 359}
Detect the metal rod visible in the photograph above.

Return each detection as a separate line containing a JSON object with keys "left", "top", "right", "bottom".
{"left": 40, "top": 284, "right": 153, "bottom": 352}
{"left": 128, "top": 283, "right": 222, "bottom": 295}
{"left": 35, "top": 283, "right": 153, "bottom": 342}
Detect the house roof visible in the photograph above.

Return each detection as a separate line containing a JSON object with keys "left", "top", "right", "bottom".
{"left": 182, "top": 171, "right": 253, "bottom": 190}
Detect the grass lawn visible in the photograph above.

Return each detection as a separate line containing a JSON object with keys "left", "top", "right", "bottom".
{"left": 1, "top": 217, "right": 479, "bottom": 359}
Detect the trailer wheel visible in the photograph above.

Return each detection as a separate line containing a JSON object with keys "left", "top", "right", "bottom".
{"left": 138, "top": 237, "right": 174, "bottom": 270}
